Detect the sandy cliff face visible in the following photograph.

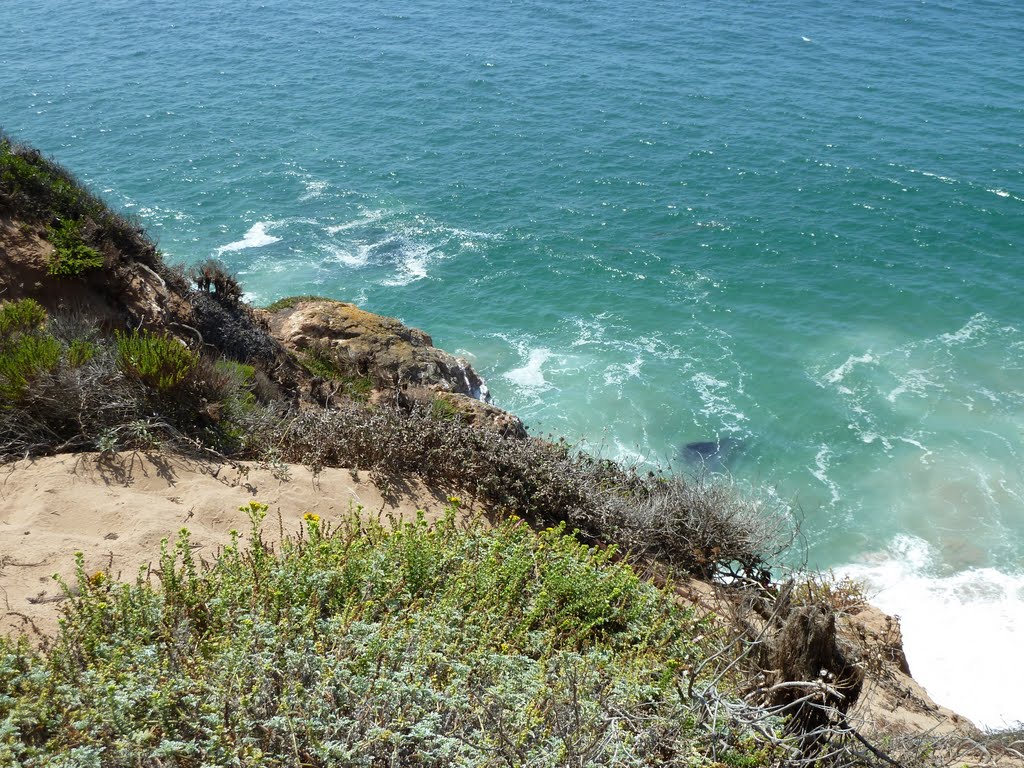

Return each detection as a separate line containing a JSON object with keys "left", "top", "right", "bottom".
{"left": 0, "top": 216, "right": 190, "bottom": 330}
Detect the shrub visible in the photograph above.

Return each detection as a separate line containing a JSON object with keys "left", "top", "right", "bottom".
{"left": 45, "top": 218, "right": 104, "bottom": 277}
{"left": 189, "top": 291, "right": 284, "bottom": 368}
{"left": 115, "top": 329, "right": 198, "bottom": 392}
{"left": 243, "top": 403, "right": 789, "bottom": 582}
{"left": 429, "top": 394, "right": 460, "bottom": 420}
{"left": 190, "top": 258, "right": 243, "bottom": 305}
{"left": 0, "top": 298, "right": 47, "bottom": 339}
{"left": 300, "top": 342, "right": 343, "bottom": 380}
{"left": 66, "top": 338, "right": 96, "bottom": 367}
{"left": 0, "top": 300, "right": 63, "bottom": 403}
{"left": 300, "top": 343, "right": 374, "bottom": 402}
{"left": 0, "top": 333, "right": 62, "bottom": 402}
{"left": 0, "top": 506, "right": 772, "bottom": 767}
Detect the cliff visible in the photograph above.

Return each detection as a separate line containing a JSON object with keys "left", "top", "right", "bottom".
{"left": 1, "top": 134, "right": 1017, "bottom": 766}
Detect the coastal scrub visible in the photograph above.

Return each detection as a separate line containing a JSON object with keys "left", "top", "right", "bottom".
{"left": 0, "top": 506, "right": 780, "bottom": 767}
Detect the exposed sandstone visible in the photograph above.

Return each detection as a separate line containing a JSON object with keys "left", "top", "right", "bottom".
{"left": 267, "top": 299, "right": 527, "bottom": 436}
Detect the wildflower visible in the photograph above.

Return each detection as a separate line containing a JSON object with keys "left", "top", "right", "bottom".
{"left": 447, "top": 495, "right": 462, "bottom": 507}
{"left": 303, "top": 512, "right": 321, "bottom": 523}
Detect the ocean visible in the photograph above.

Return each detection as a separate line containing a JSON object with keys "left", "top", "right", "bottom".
{"left": 2, "top": 0, "right": 1022, "bottom": 727}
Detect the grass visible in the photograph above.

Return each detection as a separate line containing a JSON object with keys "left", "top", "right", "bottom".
{"left": 0, "top": 504, "right": 784, "bottom": 767}
{"left": 300, "top": 343, "right": 374, "bottom": 402}
{"left": 262, "top": 295, "right": 339, "bottom": 312}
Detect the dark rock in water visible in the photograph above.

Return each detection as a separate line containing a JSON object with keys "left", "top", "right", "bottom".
{"left": 680, "top": 437, "right": 743, "bottom": 471}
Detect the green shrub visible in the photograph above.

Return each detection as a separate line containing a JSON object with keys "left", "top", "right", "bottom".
{"left": 65, "top": 338, "right": 96, "bottom": 367}
{"left": 300, "top": 343, "right": 343, "bottom": 380}
{"left": 1, "top": 133, "right": 156, "bottom": 268}
{"left": 0, "top": 506, "right": 767, "bottom": 767}
{"left": 115, "top": 329, "right": 198, "bottom": 391}
{"left": 430, "top": 394, "right": 459, "bottom": 420}
{"left": 0, "top": 298, "right": 47, "bottom": 340}
{"left": 0, "top": 137, "right": 100, "bottom": 223}
{"left": 0, "top": 300, "right": 62, "bottom": 402}
{"left": 46, "top": 218, "right": 104, "bottom": 277}
{"left": 300, "top": 343, "right": 374, "bottom": 401}
{"left": 0, "top": 333, "right": 62, "bottom": 402}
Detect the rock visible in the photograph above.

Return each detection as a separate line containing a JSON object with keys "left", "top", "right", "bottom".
{"left": 267, "top": 299, "right": 527, "bottom": 436}
{"left": 409, "top": 389, "right": 528, "bottom": 439}
{"left": 269, "top": 299, "right": 490, "bottom": 399}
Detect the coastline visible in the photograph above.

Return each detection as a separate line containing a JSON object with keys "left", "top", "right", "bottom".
{"left": 3, "top": 136, "right": 1021, "bottom": 764}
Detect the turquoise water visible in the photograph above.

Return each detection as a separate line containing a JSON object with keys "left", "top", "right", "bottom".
{"left": 3, "top": 0, "right": 1022, "bottom": 725}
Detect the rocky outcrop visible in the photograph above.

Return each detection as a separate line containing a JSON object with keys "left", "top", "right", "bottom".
{"left": 268, "top": 299, "right": 487, "bottom": 397}
{"left": 267, "top": 299, "right": 527, "bottom": 437}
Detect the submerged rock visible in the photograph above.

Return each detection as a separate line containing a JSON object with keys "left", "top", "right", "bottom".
{"left": 680, "top": 436, "right": 744, "bottom": 471}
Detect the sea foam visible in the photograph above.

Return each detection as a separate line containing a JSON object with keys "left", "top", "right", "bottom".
{"left": 839, "top": 536, "right": 1024, "bottom": 729}
{"left": 216, "top": 222, "right": 281, "bottom": 254}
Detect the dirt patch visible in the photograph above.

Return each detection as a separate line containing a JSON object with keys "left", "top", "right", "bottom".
{"left": 0, "top": 451, "right": 473, "bottom": 641}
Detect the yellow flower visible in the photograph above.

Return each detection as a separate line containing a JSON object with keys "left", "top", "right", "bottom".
{"left": 447, "top": 495, "right": 461, "bottom": 506}
{"left": 303, "top": 512, "right": 321, "bottom": 523}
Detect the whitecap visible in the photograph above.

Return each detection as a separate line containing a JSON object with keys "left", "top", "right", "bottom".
{"left": 938, "top": 313, "right": 989, "bottom": 345}
{"left": 839, "top": 537, "right": 1024, "bottom": 728}
{"left": 811, "top": 444, "right": 841, "bottom": 506}
{"left": 603, "top": 356, "right": 644, "bottom": 386}
{"left": 691, "top": 371, "right": 748, "bottom": 424}
{"left": 323, "top": 243, "right": 369, "bottom": 268}
{"left": 822, "top": 352, "right": 875, "bottom": 385}
{"left": 503, "top": 348, "right": 553, "bottom": 390}
{"left": 299, "top": 179, "right": 329, "bottom": 201}
{"left": 325, "top": 209, "right": 386, "bottom": 234}
{"left": 987, "top": 188, "right": 1023, "bottom": 201}
{"left": 216, "top": 222, "right": 281, "bottom": 254}
{"left": 380, "top": 243, "right": 433, "bottom": 286}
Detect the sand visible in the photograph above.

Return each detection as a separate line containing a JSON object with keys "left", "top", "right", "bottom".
{"left": 0, "top": 451, "right": 461, "bottom": 640}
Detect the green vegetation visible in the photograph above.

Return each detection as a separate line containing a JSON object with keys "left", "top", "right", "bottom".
{"left": 0, "top": 504, "right": 780, "bottom": 767}
{"left": 263, "top": 295, "right": 338, "bottom": 312}
{"left": 0, "top": 301, "right": 263, "bottom": 456}
{"left": 0, "top": 298, "right": 47, "bottom": 337}
{"left": 429, "top": 394, "right": 460, "bottom": 420}
{"left": 0, "top": 137, "right": 99, "bottom": 223}
{"left": 45, "top": 218, "right": 104, "bottom": 276}
{"left": 0, "top": 332, "right": 62, "bottom": 403}
{"left": 66, "top": 339, "right": 96, "bottom": 368}
{"left": 0, "top": 299, "right": 62, "bottom": 403}
{"left": 1, "top": 132, "right": 156, "bottom": 270}
{"left": 299, "top": 343, "right": 374, "bottom": 402}
{"left": 115, "top": 329, "right": 199, "bottom": 392}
